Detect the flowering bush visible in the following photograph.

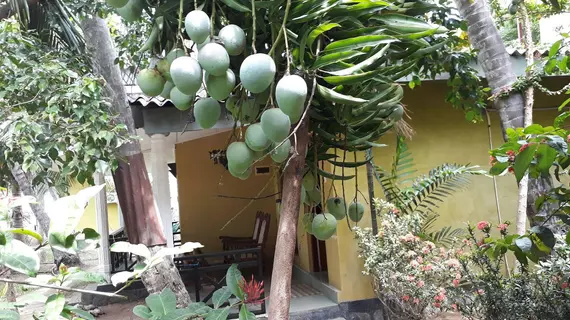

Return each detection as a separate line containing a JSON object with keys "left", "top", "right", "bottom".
{"left": 451, "top": 221, "right": 570, "bottom": 320}
{"left": 355, "top": 199, "right": 464, "bottom": 320}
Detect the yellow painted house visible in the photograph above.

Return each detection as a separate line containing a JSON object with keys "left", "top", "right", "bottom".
{"left": 169, "top": 75, "right": 570, "bottom": 305}
{"left": 71, "top": 181, "right": 122, "bottom": 233}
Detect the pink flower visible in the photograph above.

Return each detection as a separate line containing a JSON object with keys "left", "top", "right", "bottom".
{"left": 567, "top": 134, "right": 570, "bottom": 143}
{"left": 453, "top": 279, "right": 460, "bottom": 287}
{"left": 446, "top": 259, "right": 460, "bottom": 269}
{"left": 402, "top": 295, "right": 410, "bottom": 302}
{"left": 476, "top": 289, "right": 484, "bottom": 295}
{"left": 425, "top": 241, "right": 436, "bottom": 249}
{"left": 497, "top": 223, "right": 508, "bottom": 232}
{"left": 422, "top": 247, "right": 431, "bottom": 254}
{"left": 562, "top": 282, "right": 569, "bottom": 289}
{"left": 434, "top": 302, "right": 441, "bottom": 308}
{"left": 416, "top": 256, "right": 424, "bottom": 264}
{"left": 477, "top": 221, "right": 490, "bottom": 230}
{"left": 462, "top": 239, "right": 472, "bottom": 246}
{"left": 455, "top": 273, "right": 462, "bottom": 280}
{"left": 422, "top": 264, "right": 433, "bottom": 272}
{"left": 413, "top": 298, "right": 420, "bottom": 305}
{"left": 417, "top": 280, "right": 425, "bottom": 288}
{"left": 452, "top": 304, "right": 458, "bottom": 311}
{"left": 439, "top": 247, "right": 447, "bottom": 257}
{"left": 408, "top": 275, "right": 416, "bottom": 282}
{"left": 410, "top": 260, "right": 420, "bottom": 268}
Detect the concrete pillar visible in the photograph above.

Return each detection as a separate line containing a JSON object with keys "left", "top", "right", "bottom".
{"left": 94, "top": 173, "right": 111, "bottom": 281}
{"left": 150, "top": 134, "right": 174, "bottom": 248}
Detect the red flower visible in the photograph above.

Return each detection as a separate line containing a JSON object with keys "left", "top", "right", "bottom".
{"left": 489, "top": 156, "right": 497, "bottom": 165}
{"left": 497, "top": 223, "right": 508, "bottom": 232}
{"left": 506, "top": 150, "right": 516, "bottom": 161}
{"left": 476, "top": 221, "right": 490, "bottom": 231}
{"left": 453, "top": 279, "right": 460, "bottom": 287}
{"left": 238, "top": 275, "right": 265, "bottom": 305}
{"left": 562, "top": 282, "right": 569, "bottom": 290}
{"left": 402, "top": 295, "right": 410, "bottom": 302}
{"left": 508, "top": 167, "right": 515, "bottom": 174}
{"left": 434, "top": 302, "right": 441, "bottom": 308}
{"left": 519, "top": 144, "right": 529, "bottom": 153}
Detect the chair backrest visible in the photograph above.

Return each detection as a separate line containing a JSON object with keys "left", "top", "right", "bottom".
{"left": 256, "top": 212, "right": 271, "bottom": 247}
{"left": 251, "top": 211, "right": 263, "bottom": 241}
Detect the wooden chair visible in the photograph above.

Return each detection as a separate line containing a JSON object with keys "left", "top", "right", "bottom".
{"left": 220, "top": 211, "right": 270, "bottom": 261}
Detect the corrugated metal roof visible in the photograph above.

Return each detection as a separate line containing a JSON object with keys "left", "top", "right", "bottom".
{"left": 126, "top": 85, "right": 207, "bottom": 108}
{"left": 506, "top": 47, "right": 570, "bottom": 57}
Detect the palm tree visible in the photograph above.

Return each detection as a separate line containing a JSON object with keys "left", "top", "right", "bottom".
{"left": 454, "top": 0, "right": 556, "bottom": 230}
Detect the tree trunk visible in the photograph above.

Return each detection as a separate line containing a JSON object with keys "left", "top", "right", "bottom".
{"left": 455, "top": 0, "right": 555, "bottom": 230}
{"left": 268, "top": 118, "right": 310, "bottom": 320}
{"left": 80, "top": 17, "right": 190, "bottom": 305}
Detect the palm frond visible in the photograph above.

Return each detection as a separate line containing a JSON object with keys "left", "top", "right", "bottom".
{"left": 7, "top": 0, "right": 84, "bottom": 53}
{"left": 427, "top": 226, "right": 465, "bottom": 247}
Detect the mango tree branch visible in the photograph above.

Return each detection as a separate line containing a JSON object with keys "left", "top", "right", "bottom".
{"left": 0, "top": 278, "right": 127, "bottom": 299}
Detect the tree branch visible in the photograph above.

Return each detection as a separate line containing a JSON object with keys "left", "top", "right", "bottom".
{"left": 0, "top": 277, "right": 127, "bottom": 299}
{"left": 0, "top": 0, "right": 40, "bottom": 20}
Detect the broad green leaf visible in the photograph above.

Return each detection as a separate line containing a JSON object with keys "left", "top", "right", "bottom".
{"left": 185, "top": 302, "right": 212, "bottom": 316}
{"left": 514, "top": 249, "right": 528, "bottom": 267}
{"left": 0, "top": 239, "right": 40, "bottom": 276}
{"left": 64, "top": 270, "right": 106, "bottom": 285}
{"left": 152, "top": 242, "right": 203, "bottom": 263}
{"left": 205, "top": 307, "right": 231, "bottom": 320}
{"left": 523, "top": 124, "right": 544, "bottom": 134}
{"left": 536, "top": 144, "right": 556, "bottom": 175}
{"left": 226, "top": 264, "right": 244, "bottom": 300}
{"left": 323, "top": 35, "right": 396, "bottom": 53}
{"left": 316, "top": 85, "right": 367, "bottom": 105}
{"left": 530, "top": 226, "right": 556, "bottom": 250}
{"left": 549, "top": 40, "right": 562, "bottom": 59}
{"left": 0, "top": 310, "right": 19, "bottom": 320}
{"left": 133, "top": 305, "right": 153, "bottom": 319}
{"left": 514, "top": 143, "right": 538, "bottom": 183}
{"left": 110, "top": 241, "right": 151, "bottom": 261}
{"left": 212, "top": 286, "right": 232, "bottom": 309}
{"left": 307, "top": 23, "right": 341, "bottom": 51}
{"left": 567, "top": 232, "right": 570, "bottom": 245}
{"left": 239, "top": 305, "right": 256, "bottom": 320}
{"left": 162, "top": 308, "right": 202, "bottom": 320}
{"left": 45, "top": 293, "right": 65, "bottom": 320}
{"left": 81, "top": 228, "right": 100, "bottom": 240}
{"left": 6, "top": 228, "right": 42, "bottom": 243}
{"left": 489, "top": 162, "right": 509, "bottom": 175}
{"left": 66, "top": 305, "right": 95, "bottom": 320}
{"left": 372, "top": 14, "right": 447, "bottom": 33}
{"left": 48, "top": 184, "right": 104, "bottom": 235}
{"left": 219, "top": 0, "right": 251, "bottom": 12}
{"left": 111, "top": 271, "right": 135, "bottom": 287}
{"left": 0, "top": 233, "right": 5, "bottom": 246}
{"left": 515, "top": 237, "right": 532, "bottom": 253}
{"left": 145, "top": 288, "right": 177, "bottom": 316}
{"left": 313, "top": 51, "right": 365, "bottom": 69}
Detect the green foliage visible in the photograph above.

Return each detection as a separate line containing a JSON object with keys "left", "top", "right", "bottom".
{"left": 0, "top": 20, "right": 131, "bottom": 190}
{"left": 374, "top": 136, "right": 485, "bottom": 245}
{"left": 132, "top": 265, "right": 260, "bottom": 320}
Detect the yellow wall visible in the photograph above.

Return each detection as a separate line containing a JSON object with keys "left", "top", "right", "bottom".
{"left": 311, "top": 78, "right": 570, "bottom": 302}
{"left": 71, "top": 183, "right": 121, "bottom": 233}
{"left": 176, "top": 130, "right": 279, "bottom": 256}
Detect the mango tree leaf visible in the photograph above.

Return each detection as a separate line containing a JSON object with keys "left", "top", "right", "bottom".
{"left": 226, "top": 264, "right": 245, "bottom": 300}
{"left": 514, "top": 143, "right": 538, "bottom": 183}
{"left": 205, "top": 307, "right": 231, "bottom": 320}
{"left": 133, "top": 305, "right": 152, "bottom": 319}
{"left": 212, "top": 286, "right": 232, "bottom": 309}
{"left": 145, "top": 288, "right": 177, "bottom": 316}
{"left": 323, "top": 35, "right": 396, "bottom": 53}
{"left": 110, "top": 241, "right": 151, "bottom": 261}
{"left": 316, "top": 84, "right": 367, "bottom": 105}
{"left": 6, "top": 228, "right": 42, "bottom": 243}
{"left": 45, "top": 293, "right": 65, "bottom": 320}
{"left": 219, "top": 0, "right": 251, "bottom": 12}
{"left": 307, "top": 23, "right": 341, "bottom": 50}
{"left": 0, "top": 310, "right": 19, "bottom": 320}
{"left": 0, "top": 239, "right": 40, "bottom": 276}
{"left": 312, "top": 50, "right": 365, "bottom": 69}
{"left": 239, "top": 305, "right": 256, "bottom": 320}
